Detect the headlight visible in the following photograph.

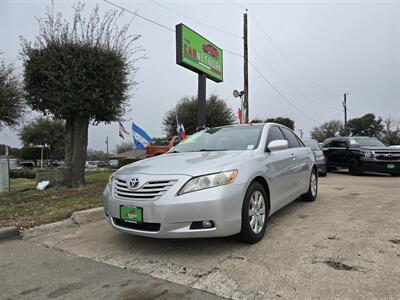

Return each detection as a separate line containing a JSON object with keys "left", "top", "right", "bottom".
{"left": 178, "top": 170, "right": 238, "bottom": 195}
{"left": 364, "top": 151, "right": 375, "bottom": 159}
{"left": 317, "top": 154, "right": 325, "bottom": 161}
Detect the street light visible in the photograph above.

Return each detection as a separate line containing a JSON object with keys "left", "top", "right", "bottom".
{"left": 233, "top": 89, "right": 246, "bottom": 123}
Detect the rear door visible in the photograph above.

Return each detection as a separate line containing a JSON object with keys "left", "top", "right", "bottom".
{"left": 264, "top": 126, "right": 296, "bottom": 212}
{"left": 280, "top": 127, "right": 310, "bottom": 197}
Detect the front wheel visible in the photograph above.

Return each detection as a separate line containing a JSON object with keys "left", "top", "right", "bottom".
{"left": 238, "top": 182, "right": 269, "bottom": 244}
{"left": 302, "top": 169, "right": 318, "bottom": 202}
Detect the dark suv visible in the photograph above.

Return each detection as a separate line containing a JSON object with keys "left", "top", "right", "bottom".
{"left": 322, "top": 136, "right": 400, "bottom": 176}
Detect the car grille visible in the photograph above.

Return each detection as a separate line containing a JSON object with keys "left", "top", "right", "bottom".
{"left": 113, "top": 178, "right": 177, "bottom": 200}
{"left": 374, "top": 152, "right": 400, "bottom": 161}
{"left": 113, "top": 218, "right": 161, "bottom": 232}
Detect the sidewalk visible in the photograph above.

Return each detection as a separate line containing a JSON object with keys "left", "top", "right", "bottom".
{"left": 0, "top": 239, "right": 222, "bottom": 300}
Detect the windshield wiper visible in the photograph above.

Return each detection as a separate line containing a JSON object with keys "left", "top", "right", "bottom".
{"left": 198, "top": 149, "right": 227, "bottom": 152}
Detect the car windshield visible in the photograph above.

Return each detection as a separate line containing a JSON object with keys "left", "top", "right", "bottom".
{"left": 349, "top": 137, "right": 386, "bottom": 147}
{"left": 171, "top": 126, "right": 263, "bottom": 152}
{"left": 304, "top": 141, "right": 321, "bottom": 150}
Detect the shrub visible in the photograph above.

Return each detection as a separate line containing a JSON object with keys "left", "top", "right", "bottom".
{"left": 10, "top": 168, "right": 37, "bottom": 179}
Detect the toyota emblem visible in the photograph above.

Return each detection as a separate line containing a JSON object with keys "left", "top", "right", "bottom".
{"left": 128, "top": 178, "right": 140, "bottom": 190}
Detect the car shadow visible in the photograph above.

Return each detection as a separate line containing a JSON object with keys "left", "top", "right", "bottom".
{"left": 329, "top": 169, "right": 391, "bottom": 177}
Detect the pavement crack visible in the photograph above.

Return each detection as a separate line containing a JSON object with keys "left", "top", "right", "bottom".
{"left": 307, "top": 256, "right": 367, "bottom": 273}
{"left": 389, "top": 239, "right": 400, "bottom": 245}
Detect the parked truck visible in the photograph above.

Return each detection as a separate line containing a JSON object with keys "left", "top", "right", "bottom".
{"left": 146, "top": 136, "right": 180, "bottom": 158}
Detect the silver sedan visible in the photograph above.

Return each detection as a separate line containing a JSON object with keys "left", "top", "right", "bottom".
{"left": 103, "top": 123, "right": 318, "bottom": 243}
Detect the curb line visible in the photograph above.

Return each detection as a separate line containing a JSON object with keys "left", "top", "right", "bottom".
{"left": 0, "top": 226, "right": 20, "bottom": 241}
{"left": 23, "top": 207, "right": 104, "bottom": 240}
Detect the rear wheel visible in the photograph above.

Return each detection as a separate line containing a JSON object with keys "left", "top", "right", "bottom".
{"left": 238, "top": 182, "right": 269, "bottom": 244}
{"left": 349, "top": 159, "right": 362, "bottom": 175}
{"left": 302, "top": 169, "right": 318, "bottom": 202}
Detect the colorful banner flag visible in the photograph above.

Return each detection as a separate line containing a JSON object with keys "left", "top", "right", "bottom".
{"left": 132, "top": 123, "right": 153, "bottom": 150}
{"left": 176, "top": 115, "right": 187, "bottom": 141}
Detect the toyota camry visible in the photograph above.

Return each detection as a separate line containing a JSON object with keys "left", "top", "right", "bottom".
{"left": 103, "top": 123, "right": 318, "bottom": 243}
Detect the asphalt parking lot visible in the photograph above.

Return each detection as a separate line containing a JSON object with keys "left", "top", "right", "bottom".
{"left": 27, "top": 172, "right": 400, "bottom": 299}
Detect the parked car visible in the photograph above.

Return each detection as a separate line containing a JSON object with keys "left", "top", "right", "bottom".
{"left": 20, "top": 160, "right": 36, "bottom": 168}
{"left": 303, "top": 140, "right": 327, "bottom": 176}
{"left": 103, "top": 124, "right": 318, "bottom": 243}
{"left": 322, "top": 136, "right": 400, "bottom": 176}
{"left": 146, "top": 136, "right": 180, "bottom": 158}
{"left": 389, "top": 145, "right": 400, "bottom": 149}
{"left": 85, "top": 161, "right": 98, "bottom": 169}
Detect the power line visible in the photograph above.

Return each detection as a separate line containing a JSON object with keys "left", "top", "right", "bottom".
{"left": 224, "top": 0, "right": 341, "bottom": 98}
{"left": 103, "top": 0, "right": 175, "bottom": 33}
{"left": 250, "top": 45, "right": 339, "bottom": 111}
{"left": 249, "top": 61, "right": 321, "bottom": 125}
{"left": 103, "top": 0, "right": 243, "bottom": 59}
{"left": 149, "top": 0, "right": 242, "bottom": 39}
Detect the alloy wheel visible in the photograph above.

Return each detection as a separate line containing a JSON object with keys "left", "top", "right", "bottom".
{"left": 249, "top": 191, "right": 266, "bottom": 234}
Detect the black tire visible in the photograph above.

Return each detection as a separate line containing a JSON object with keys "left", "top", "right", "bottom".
{"left": 302, "top": 168, "right": 318, "bottom": 202}
{"left": 349, "top": 159, "right": 362, "bottom": 176}
{"left": 319, "top": 171, "right": 327, "bottom": 177}
{"left": 391, "top": 172, "right": 400, "bottom": 177}
{"left": 238, "top": 182, "right": 269, "bottom": 244}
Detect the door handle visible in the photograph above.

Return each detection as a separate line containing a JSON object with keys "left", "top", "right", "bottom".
{"left": 290, "top": 153, "right": 296, "bottom": 160}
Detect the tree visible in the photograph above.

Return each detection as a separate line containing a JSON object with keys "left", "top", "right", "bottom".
{"left": 115, "top": 142, "right": 134, "bottom": 154}
{"left": 380, "top": 117, "right": 400, "bottom": 145}
{"left": 163, "top": 95, "right": 235, "bottom": 137}
{"left": 346, "top": 113, "right": 383, "bottom": 137}
{"left": 19, "top": 117, "right": 65, "bottom": 162}
{"left": 0, "top": 54, "right": 24, "bottom": 128}
{"left": 250, "top": 117, "right": 295, "bottom": 130}
{"left": 310, "top": 120, "right": 343, "bottom": 142}
{"left": 21, "top": 3, "right": 142, "bottom": 186}
{"left": 87, "top": 149, "right": 106, "bottom": 161}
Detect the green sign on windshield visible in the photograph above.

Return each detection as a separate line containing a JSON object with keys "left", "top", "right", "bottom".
{"left": 176, "top": 24, "right": 223, "bottom": 82}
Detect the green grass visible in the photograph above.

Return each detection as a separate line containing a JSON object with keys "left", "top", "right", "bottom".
{"left": 0, "top": 170, "right": 112, "bottom": 229}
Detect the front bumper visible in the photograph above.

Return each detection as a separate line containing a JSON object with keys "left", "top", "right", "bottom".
{"left": 103, "top": 174, "right": 245, "bottom": 238}
{"left": 359, "top": 159, "right": 400, "bottom": 174}
{"left": 316, "top": 160, "right": 326, "bottom": 174}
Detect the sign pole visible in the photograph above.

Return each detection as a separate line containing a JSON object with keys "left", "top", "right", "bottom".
{"left": 6, "top": 146, "right": 10, "bottom": 192}
{"left": 197, "top": 73, "right": 207, "bottom": 128}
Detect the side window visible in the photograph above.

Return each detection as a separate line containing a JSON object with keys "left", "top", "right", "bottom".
{"left": 281, "top": 127, "right": 301, "bottom": 148}
{"left": 265, "top": 126, "right": 286, "bottom": 149}
{"left": 330, "top": 140, "right": 347, "bottom": 148}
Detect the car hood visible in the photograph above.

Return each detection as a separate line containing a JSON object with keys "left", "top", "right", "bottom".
{"left": 355, "top": 146, "right": 400, "bottom": 152}
{"left": 117, "top": 151, "right": 253, "bottom": 177}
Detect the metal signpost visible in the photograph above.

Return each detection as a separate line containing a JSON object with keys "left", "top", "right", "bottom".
{"left": 176, "top": 24, "right": 223, "bottom": 127}
{"left": 0, "top": 146, "right": 10, "bottom": 193}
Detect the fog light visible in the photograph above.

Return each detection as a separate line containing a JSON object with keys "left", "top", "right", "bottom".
{"left": 189, "top": 220, "right": 215, "bottom": 230}
{"left": 202, "top": 220, "right": 213, "bottom": 228}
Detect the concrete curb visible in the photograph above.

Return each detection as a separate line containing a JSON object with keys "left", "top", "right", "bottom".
{"left": 0, "top": 226, "right": 20, "bottom": 241}
{"left": 71, "top": 207, "right": 104, "bottom": 225}
{"left": 23, "top": 207, "right": 104, "bottom": 240}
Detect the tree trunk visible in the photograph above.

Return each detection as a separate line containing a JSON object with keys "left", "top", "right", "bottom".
{"left": 63, "top": 117, "right": 89, "bottom": 187}
{"left": 63, "top": 118, "right": 75, "bottom": 186}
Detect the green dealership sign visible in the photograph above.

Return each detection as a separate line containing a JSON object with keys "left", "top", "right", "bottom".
{"left": 176, "top": 24, "right": 223, "bottom": 82}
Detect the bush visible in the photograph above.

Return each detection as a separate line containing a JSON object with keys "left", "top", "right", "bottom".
{"left": 10, "top": 168, "right": 37, "bottom": 179}
{"left": 117, "top": 158, "right": 142, "bottom": 168}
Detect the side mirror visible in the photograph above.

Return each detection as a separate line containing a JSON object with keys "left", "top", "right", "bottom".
{"left": 268, "top": 140, "right": 289, "bottom": 152}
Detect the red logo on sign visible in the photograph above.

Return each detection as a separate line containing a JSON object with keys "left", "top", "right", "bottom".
{"left": 203, "top": 44, "right": 218, "bottom": 58}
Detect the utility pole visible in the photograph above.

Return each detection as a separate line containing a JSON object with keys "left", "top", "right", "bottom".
{"left": 105, "top": 136, "right": 109, "bottom": 159}
{"left": 298, "top": 129, "right": 304, "bottom": 139}
{"left": 342, "top": 92, "right": 348, "bottom": 133}
{"left": 243, "top": 11, "right": 249, "bottom": 124}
